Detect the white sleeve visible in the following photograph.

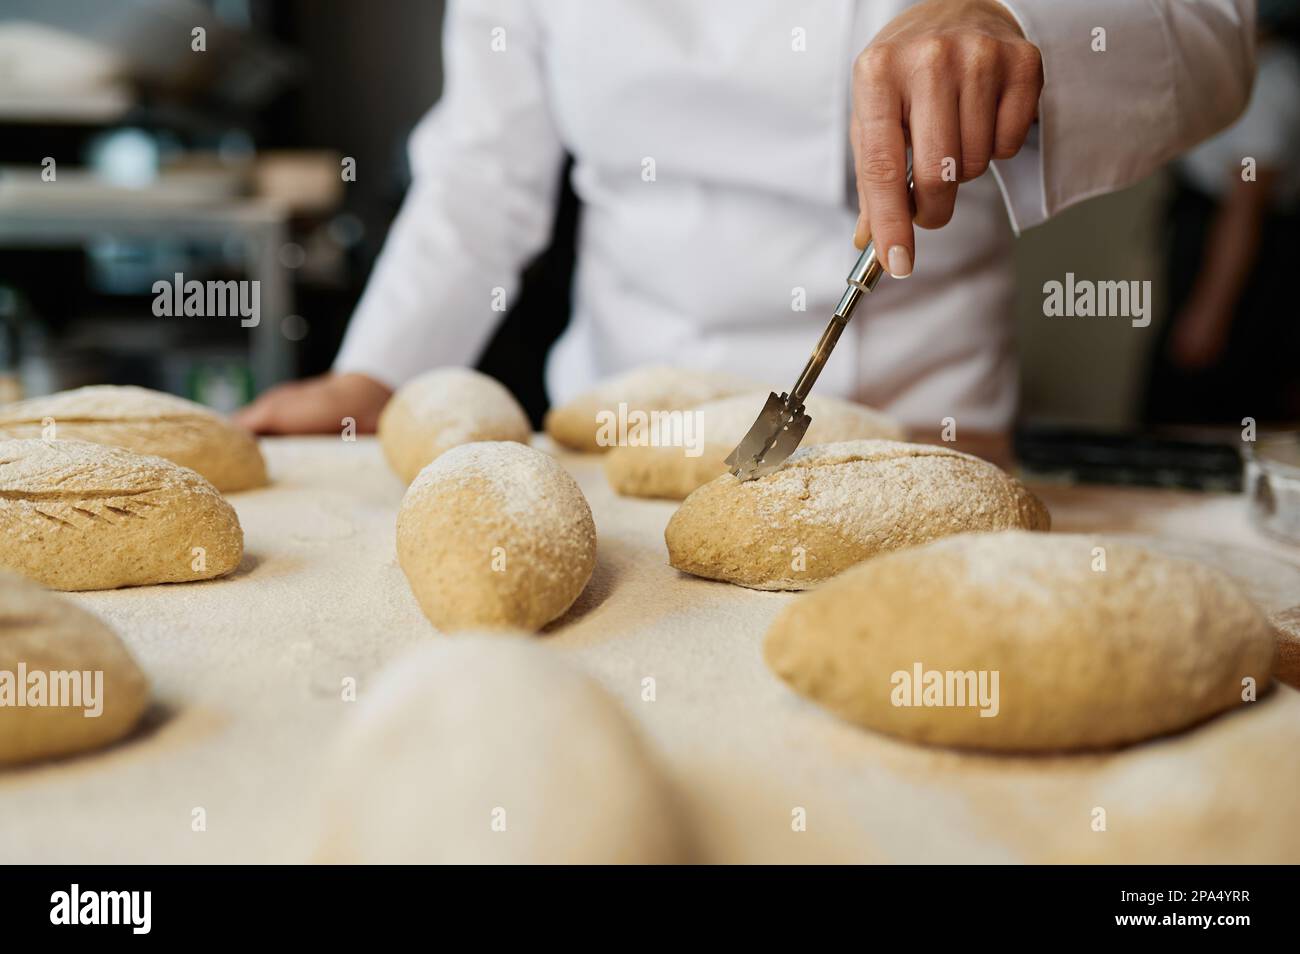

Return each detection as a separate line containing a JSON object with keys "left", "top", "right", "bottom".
{"left": 988, "top": 0, "right": 1257, "bottom": 233}
{"left": 333, "top": 0, "right": 565, "bottom": 388}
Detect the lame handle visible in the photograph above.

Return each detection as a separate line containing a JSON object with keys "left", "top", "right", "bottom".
{"left": 792, "top": 166, "right": 915, "bottom": 405}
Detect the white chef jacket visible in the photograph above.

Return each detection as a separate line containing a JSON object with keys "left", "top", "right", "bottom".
{"left": 334, "top": 0, "right": 1255, "bottom": 430}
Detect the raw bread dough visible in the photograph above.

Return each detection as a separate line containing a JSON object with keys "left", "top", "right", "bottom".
{"left": 666, "top": 439, "right": 1049, "bottom": 590}
{"left": 0, "top": 571, "right": 149, "bottom": 765}
{"left": 378, "top": 367, "right": 531, "bottom": 483}
{"left": 316, "top": 634, "right": 688, "bottom": 863}
{"left": 0, "top": 439, "right": 244, "bottom": 591}
{"left": 396, "top": 442, "right": 596, "bottom": 631}
{"left": 0, "top": 385, "right": 267, "bottom": 492}
{"left": 544, "top": 365, "right": 754, "bottom": 454}
{"left": 605, "top": 391, "right": 905, "bottom": 500}
{"left": 765, "top": 531, "right": 1276, "bottom": 751}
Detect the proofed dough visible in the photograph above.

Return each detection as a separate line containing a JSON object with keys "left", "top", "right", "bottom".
{"left": 0, "top": 385, "right": 267, "bottom": 492}
{"left": 544, "top": 365, "right": 754, "bottom": 454}
{"left": 666, "top": 439, "right": 1049, "bottom": 590}
{"left": 604, "top": 391, "right": 905, "bottom": 499}
{"left": 764, "top": 531, "right": 1276, "bottom": 751}
{"left": 396, "top": 442, "right": 596, "bottom": 631}
{"left": 378, "top": 367, "right": 531, "bottom": 484}
{"left": 0, "top": 439, "right": 244, "bottom": 590}
{"left": 316, "top": 634, "right": 688, "bottom": 863}
{"left": 0, "top": 571, "right": 149, "bottom": 765}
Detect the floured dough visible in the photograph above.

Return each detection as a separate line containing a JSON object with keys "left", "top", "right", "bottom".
{"left": 765, "top": 531, "right": 1275, "bottom": 751}
{"left": 0, "top": 571, "right": 149, "bottom": 765}
{"left": 544, "top": 365, "right": 754, "bottom": 454}
{"left": 396, "top": 442, "right": 596, "bottom": 631}
{"left": 378, "top": 367, "right": 531, "bottom": 483}
{"left": 0, "top": 385, "right": 267, "bottom": 492}
{"left": 316, "top": 634, "right": 688, "bottom": 863}
{"left": 605, "top": 391, "right": 904, "bottom": 499}
{"left": 0, "top": 439, "right": 244, "bottom": 590}
{"left": 666, "top": 439, "right": 1049, "bottom": 590}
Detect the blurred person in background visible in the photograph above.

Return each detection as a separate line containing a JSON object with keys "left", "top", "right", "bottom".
{"left": 1144, "top": 0, "right": 1300, "bottom": 428}
{"left": 236, "top": 0, "right": 1257, "bottom": 436}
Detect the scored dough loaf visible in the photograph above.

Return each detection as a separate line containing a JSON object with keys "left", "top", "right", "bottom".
{"left": 378, "top": 367, "right": 532, "bottom": 484}
{"left": 544, "top": 365, "right": 755, "bottom": 454}
{"left": 0, "top": 385, "right": 267, "bottom": 492}
{"left": 316, "top": 635, "right": 688, "bottom": 863}
{"left": 0, "top": 439, "right": 244, "bottom": 591}
{"left": 0, "top": 571, "right": 149, "bottom": 766}
{"left": 396, "top": 442, "right": 596, "bottom": 631}
{"left": 666, "top": 439, "right": 1049, "bottom": 590}
{"left": 605, "top": 391, "right": 905, "bottom": 500}
{"left": 765, "top": 531, "right": 1276, "bottom": 751}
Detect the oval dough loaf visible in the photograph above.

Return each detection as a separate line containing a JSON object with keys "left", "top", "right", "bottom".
{"left": 544, "top": 365, "right": 754, "bottom": 454}
{"left": 605, "top": 391, "right": 905, "bottom": 499}
{"left": 0, "top": 439, "right": 244, "bottom": 590}
{"left": 666, "top": 439, "right": 1049, "bottom": 590}
{"left": 396, "top": 442, "right": 596, "bottom": 631}
{"left": 0, "top": 571, "right": 149, "bottom": 765}
{"left": 765, "top": 531, "right": 1276, "bottom": 751}
{"left": 0, "top": 385, "right": 267, "bottom": 492}
{"left": 317, "top": 634, "right": 687, "bottom": 863}
{"left": 378, "top": 367, "right": 531, "bottom": 483}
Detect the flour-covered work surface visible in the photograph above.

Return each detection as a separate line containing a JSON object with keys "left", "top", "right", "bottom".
{"left": 2, "top": 436, "right": 1298, "bottom": 863}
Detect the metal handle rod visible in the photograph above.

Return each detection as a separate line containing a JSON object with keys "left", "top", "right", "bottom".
{"left": 790, "top": 165, "right": 915, "bottom": 405}
{"left": 790, "top": 313, "right": 849, "bottom": 404}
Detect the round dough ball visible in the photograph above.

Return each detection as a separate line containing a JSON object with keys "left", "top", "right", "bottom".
{"left": 605, "top": 391, "right": 905, "bottom": 500}
{"left": 666, "top": 439, "right": 1049, "bottom": 590}
{"left": 396, "top": 442, "right": 596, "bottom": 631}
{"left": 378, "top": 368, "right": 531, "bottom": 484}
{"left": 544, "top": 365, "right": 754, "bottom": 454}
{"left": 316, "top": 635, "right": 687, "bottom": 863}
{"left": 0, "top": 439, "right": 244, "bottom": 591}
{"left": 0, "top": 572, "right": 149, "bottom": 765}
{"left": 0, "top": 385, "right": 267, "bottom": 492}
{"left": 765, "top": 531, "right": 1276, "bottom": 751}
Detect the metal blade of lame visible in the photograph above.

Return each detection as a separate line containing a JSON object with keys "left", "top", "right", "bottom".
{"left": 724, "top": 391, "right": 811, "bottom": 481}
{"left": 725, "top": 304, "right": 853, "bottom": 481}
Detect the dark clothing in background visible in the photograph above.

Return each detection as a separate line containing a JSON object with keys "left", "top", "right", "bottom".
{"left": 1143, "top": 174, "right": 1300, "bottom": 426}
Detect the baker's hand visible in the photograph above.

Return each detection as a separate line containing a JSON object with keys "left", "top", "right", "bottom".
{"left": 852, "top": 0, "right": 1043, "bottom": 276}
{"left": 233, "top": 372, "right": 393, "bottom": 435}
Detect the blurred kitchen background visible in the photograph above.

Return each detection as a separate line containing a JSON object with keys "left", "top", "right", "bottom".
{"left": 1, "top": 1, "right": 1296, "bottom": 470}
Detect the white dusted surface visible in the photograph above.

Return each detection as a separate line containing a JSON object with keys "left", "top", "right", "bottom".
{"left": 1, "top": 436, "right": 1298, "bottom": 863}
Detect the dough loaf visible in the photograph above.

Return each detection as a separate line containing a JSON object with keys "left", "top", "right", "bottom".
{"left": 544, "top": 365, "right": 754, "bottom": 454}
{"left": 0, "top": 439, "right": 244, "bottom": 590}
{"left": 666, "top": 439, "right": 1049, "bottom": 590}
{"left": 316, "top": 635, "right": 687, "bottom": 863}
{"left": 605, "top": 391, "right": 904, "bottom": 499}
{"left": 378, "top": 367, "right": 531, "bottom": 483}
{"left": 0, "top": 571, "right": 149, "bottom": 765}
{"left": 765, "top": 531, "right": 1275, "bottom": 751}
{"left": 396, "top": 442, "right": 596, "bottom": 631}
{"left": 0, "top": 385, "right": 266, "bottom": 492}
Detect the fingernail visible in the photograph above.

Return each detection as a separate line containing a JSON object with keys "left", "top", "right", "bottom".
{"left": 887, "top": 246, "right": 912, "bottom": 278}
